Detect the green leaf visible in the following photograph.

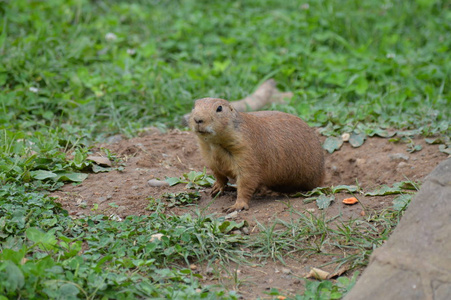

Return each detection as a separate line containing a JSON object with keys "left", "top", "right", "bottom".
{"left": 331, "top": 185, "right": 360, "bottom": 193}
{"left": 59, "top": 283, "right": 80, "bottom": 297}
{"left": 349, "top": 132, "right": 366, "bottom": 148}
{"left": 439, "top": 145, "right": 451, "bottom": 155}
{"left": 397, "top": 129, "right": 422, "bottom": 137}
{"left": 54, "top": 172, "right": 88, "bottom": 182}
{"left": 30, "top": 170, "right": 57, "bottom": 180}
{"left": 26, "top": 227, "right": 57, "bottom": 250}
{"left": 292, "top": 186, "right": 330, "bottom": 197}
{"left": 393, "top": 194, "right": 412, "bottom": 211}
{"left": 218, "top": 220, "right": 246, "bottom": 233}
{"left": 407, "top": 143, "right": 422, "bottom": 153}
{"left": 425, "top": 137, "right": 446, "bottom": 144}
{"left": 316, "top": 195, "right": 335, "bottom": 209}
{"left": 185, "top": 171, "right": 200, "bottom": 182}
{"left": 364, "top": 182, "right": 416, "bottom": 196}
{"left": 394, "top": 181, "right": 418, "bottom": 191}
{"left": 165, "top": 177, "right": 182, "bottom": 186}
{"left": 368, "top": 128, "right": 396, "bottom": 138}
{"left": 92, "top": 165, "right": 112, "bottom": 173}
{"left": 323, "top": 137, "right": 343, "bottom": 153}
{"left": 3, "top": 261, "right": 25, "bottom": 291}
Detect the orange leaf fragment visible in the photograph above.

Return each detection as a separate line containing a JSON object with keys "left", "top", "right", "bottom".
{"left": 342, "top": 197, "right": 359, "bottom": 205}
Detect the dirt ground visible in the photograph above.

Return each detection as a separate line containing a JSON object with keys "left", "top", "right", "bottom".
{"left": 53, "top": 128, "right": 448, "bottom": 298}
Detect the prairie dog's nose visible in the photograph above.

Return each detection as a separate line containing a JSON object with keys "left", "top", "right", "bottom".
{"left": 194, "top": 118, "right": 203, "bottom": 124}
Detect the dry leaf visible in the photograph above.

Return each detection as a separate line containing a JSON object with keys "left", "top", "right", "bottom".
{"left": 305, "top": 267, "right": 330, "bottom": 280}
{"left": 87, "top": 155, "right": 112, "bottom": 167}
{"left": 342, "top": 197, "right": 359, "bottom": 205}
{"left": 329, "top": 266, "right": 348, "bottom": 278}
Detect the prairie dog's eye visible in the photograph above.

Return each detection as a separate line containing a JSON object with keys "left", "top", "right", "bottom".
{"left": 216, "top": 105, "right": 223, "bottom": 112}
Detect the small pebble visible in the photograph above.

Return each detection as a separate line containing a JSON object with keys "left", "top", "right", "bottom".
{"left": 341, "top": 133, "right": 350, "bottom": 142}
{"left": 282, "top": 268, "right": 292, "bottom": 275}
{"left": 397, "top": 162, "right": 408, "bottom": 168}
{"left": 206, "top": 267, "right": 214, "bottom": 275}
{"left": 389, "top": 153, "right": 410, "bottom": 161}
{"left": 147, "top": 179, "right": 169, "bottom": 187}
{"left": 225, "top": 211, "right": 238, "bottom": 219}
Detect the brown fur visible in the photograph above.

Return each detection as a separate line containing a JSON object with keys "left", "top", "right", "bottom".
{"left": 189, "top": 98, "right": 325, "bottom": 212}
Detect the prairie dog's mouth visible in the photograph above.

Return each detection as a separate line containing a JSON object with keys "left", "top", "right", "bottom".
{"left": 194, "top": 125, "right": 214, "bottom": 135}
{"left": 196, "top": 130, "right": 208, "bottom": 134}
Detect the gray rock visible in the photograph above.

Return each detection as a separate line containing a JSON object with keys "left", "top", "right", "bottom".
{"left": 345, "top": 158, "right": 451, "bottom": 300}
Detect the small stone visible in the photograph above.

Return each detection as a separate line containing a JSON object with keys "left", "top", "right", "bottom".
{"left": 232, "top": 230, "right": 241, "bottom": 235}
{"left": 107, "top": 194, "right": 113, "bottom": 200}
{"left": 190, "top": 264, "right": 197, "bottom": 270}
{"left": 147, "top": 179, "right": 169, "bottom": 187}
{"left": 389, "top": 153, "right": 410, "bottom": 161}
{"left": 282, "top": 268, "right": 292, "bottom": 275}
{"left": 206, "top": 267, "right": 214, "bottom": 275}
{"left": 356, "top": 158, "right": 366, "bottom": 167}
{"left": 225, "top": 211, "right": 238, "bottom": 219}
{"left": 242, "top": 227, "right": 249, "bottom": 235}
{"left": 341, "top": 133, "right": 350, "bottom": 142}
{"left": 132, "top": 185, "right": 138, "bottom": 190}
{"left": 360, "top": 210, "right": 366, "bottom": 216}
{"left": 98, "top": 197, "right": 107, "bottom": 203}
{"left": 397, "top": 162, "right": 408, "bottom": 168}
{"left": 109, "top": 214, "right": 123, "bottom": 221}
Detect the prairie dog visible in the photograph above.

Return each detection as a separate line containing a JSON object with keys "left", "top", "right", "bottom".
{"left": 190, "top": 98, "right": 325, "bottom": 212}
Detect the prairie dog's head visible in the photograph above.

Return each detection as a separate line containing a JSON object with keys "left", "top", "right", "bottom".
{"left": 189, "top": 98, "right": 238, "bottom": 139}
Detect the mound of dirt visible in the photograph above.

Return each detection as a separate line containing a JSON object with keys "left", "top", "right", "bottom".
{"left": 52, "top": 129, "right": 448, "bottom": 298}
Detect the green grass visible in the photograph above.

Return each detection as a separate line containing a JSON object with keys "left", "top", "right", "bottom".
{"left": 1, "top": 0, "right": 450, "bottom": 298}
{"left": 1, "top": 0, "right": 450, "bottom": 136}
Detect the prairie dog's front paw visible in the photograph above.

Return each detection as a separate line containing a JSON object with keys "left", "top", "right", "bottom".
{"left": 211, "top": 182, "right": 225, "bottom": 196}
{"left": 224, "top": 201, "right": 249, "bottom": 213}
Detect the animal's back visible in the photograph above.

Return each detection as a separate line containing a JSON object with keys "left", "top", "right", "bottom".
{"left": 242, "top": 111, "right": 324, "bottom": 192}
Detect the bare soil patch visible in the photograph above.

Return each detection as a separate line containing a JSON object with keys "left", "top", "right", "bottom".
{"left": 53, "top": 129, "right": 447, "bottom": 298}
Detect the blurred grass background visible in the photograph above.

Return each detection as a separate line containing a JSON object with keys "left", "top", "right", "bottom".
{"left": 1, "top": 0, "right": 450, "bottom": 139}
